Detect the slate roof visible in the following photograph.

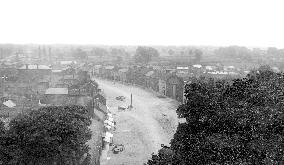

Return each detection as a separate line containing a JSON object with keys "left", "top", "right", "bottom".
{"left": 45, "top": 88, "right": 68, "bottom": 95}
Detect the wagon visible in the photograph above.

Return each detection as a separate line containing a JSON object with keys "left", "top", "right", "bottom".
{"left": 116, "top": 96, "right": 126, "bottom": 101}
{"left": 112, "top": 144, "right": 124, "bottom": 154}
{"left": 118, "top": 106, "right": 126, "bottom": 110}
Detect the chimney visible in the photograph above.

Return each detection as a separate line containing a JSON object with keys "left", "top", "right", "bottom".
{"left": 36, "top": 64, "right": 39, "bottom": 69}
{"left": 25, "top": 64, "right": 29, "bottom": 69}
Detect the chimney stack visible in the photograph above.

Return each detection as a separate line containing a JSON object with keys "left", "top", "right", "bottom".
{"left": 25, "top": 64, "right": 29, "bottom": 69}
{"left": 36, "top": 64, "right": 39, "bottom": 69}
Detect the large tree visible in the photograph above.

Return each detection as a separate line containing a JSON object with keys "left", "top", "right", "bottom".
{"left": 147, "top": 66, "right": 284, "bottom": 164}
{"left": 134, "top": 46, "right": 159, "bottom": 64}
{"left": 1, "top": 105, "right": 92, "bottom": 165}
{"left": 73, "top": 48, "right": 88, "bottom": 60}
{"left": 91, "top": 47, "right": 109, "bottom": 58}
{"left": 214, "top": 46, "right": 252, "bottom": 61}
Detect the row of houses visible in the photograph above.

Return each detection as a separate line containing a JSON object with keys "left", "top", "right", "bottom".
{"left": 90, "top": 63, "right": 251, "bottom": 103}
{"left": 92, "top": 65, "right": 185, "bottom": 103}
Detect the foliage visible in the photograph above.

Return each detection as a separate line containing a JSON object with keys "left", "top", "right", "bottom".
{"left": 193, "top": 49, "right": 203, "bottom": 63}
{"left": 168, "top": 49, "right": 175, "bottom": 55}
{"left": 0, "top": 105, "right": 92, "bottom": 165}
{"left": 134, "top": 46, "right": 159, "bottom": 64}
{"left": 91, "top": 47, "right": 109, "bottom": 57}
{"left": 214, "top": 46, "right": 252, "bottom": 61}
{"left": 147, "top": 66, "right": 284, "bottom": 164}
{"left": 73, "top": 48, "right": 88, "bottom": 59}
{"left": 0, "top": 120, "right": 4, "bottom": 134}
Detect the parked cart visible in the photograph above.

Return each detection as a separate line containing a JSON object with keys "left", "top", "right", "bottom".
{"left": 112, "top": 144, "right": 124, "bottom": 154}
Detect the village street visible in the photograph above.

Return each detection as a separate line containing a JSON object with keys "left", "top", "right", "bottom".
{"left": 95, "top": 78, "right": 183, "bottom": 165}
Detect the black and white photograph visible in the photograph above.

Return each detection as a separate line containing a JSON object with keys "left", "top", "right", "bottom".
{"left": 0, "top": 0, "right": 284, "bottom": 164}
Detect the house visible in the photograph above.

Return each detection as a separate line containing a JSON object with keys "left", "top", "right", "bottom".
{"left": 79, "top": 80, "right": 98, "bottom": 96}
{"left": 94, "top": 65, "right": 103, "bottom": 76}
{"left": 44, "top": 88, "right": 69, "bottom": 105}
{"left": 94, "top": 92, "right": 106, "bottom": 106}
{"left": 145, "top": 70, "right": 155, "bottom": 88}
{"left": 68, "top": 85, "right": 81, "bottom": 96}
{"left": 37, "top": 77, "right": 50, "bottom": 94}
{"left": 118, "top": 68, "right": 128, "bottom": 83}
{"left": 18, "top": 64, "right": 52, "bottom": 77}
{"left": 103, "top": 65, "right": 115, "bottom": 80}
{"left": 158, "top": 76, "right": 167, "bottom": 96}
{"left": 165, "top": 73, "right": 184, "bottom": 103}
{"left": 60, "top": 75, "right": 80, "bottom": 87}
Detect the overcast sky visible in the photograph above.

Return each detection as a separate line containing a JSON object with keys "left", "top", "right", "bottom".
{"left": 0, "top": 0, "right": 283, "bottom": 48}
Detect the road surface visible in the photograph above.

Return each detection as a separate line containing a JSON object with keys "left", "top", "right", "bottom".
{"left": 95, "top": 78, "right": 182, "bottom": 165}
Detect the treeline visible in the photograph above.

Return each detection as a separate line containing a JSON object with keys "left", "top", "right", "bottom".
{"left": 147, "top": 65, "right": 284, "bottom": 164}
{"left": 0, "top": 105, "right": 92, "bottom": 165}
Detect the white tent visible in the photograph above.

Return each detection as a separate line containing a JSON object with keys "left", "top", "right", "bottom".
{"left": 3, "top": 100, "right": 16, "bottom": 108}
{"left": 103, "top": 132, "right": 113, "bottom": 143}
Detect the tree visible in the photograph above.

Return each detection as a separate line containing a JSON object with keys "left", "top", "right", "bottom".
{"left": 134, "top": 46, "right": 159, "bottom": 64}
{"left": 168, "top": 49, "right": 175, "bottom": 56}
{"left": 73, "top": 48, "right": 88, "bottom": 60}
{"left": 194, "top": 49, "right": 203, "bottom": 63}
{"left": 91, "top": 47, "right": 109, "bottom": 58}
{"left": 214, "top": 46, "right": 252, "bottom": 61}
{"left": 147, "top": 66, "right": 284, "bottom": 164}
{"left": 1, "top": 105, "right": 92, "bottom": 165}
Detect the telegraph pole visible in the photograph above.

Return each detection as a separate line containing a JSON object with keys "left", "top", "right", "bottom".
{"left": 130, "top": 93, "right": 133, "bottom": 108}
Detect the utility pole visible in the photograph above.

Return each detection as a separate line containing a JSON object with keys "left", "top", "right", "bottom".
{"left": 130, "top": 93, "right": 133, "bottom": 108}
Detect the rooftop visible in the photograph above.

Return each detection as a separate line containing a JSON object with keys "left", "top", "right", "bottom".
{"left": 19, "top": 64, "right": 52, "bottom": 70}
{"left": 45, "top": 88, "right": 68, "bottom": 95}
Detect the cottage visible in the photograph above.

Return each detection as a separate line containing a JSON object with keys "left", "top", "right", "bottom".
{"left": 80, "top": 80, "right": 98, "bottom": 96}
{"left": 44, "top": 88, "right": 69, "bottom": 105}
{"left": 165, "top": 73, "right": 184, "bottom": 103}
{"left": 158, "top": 78, "right": 167, "bottom": 96}
{"left": 94, "top": 91, "right": 106, "bottom": 106}
{"left": 68, "top": 85, "right": 80, "bottom": 96}
{"left": 94, "top": 65, "right": 103, "bottom": 76}
{"left": 118, "top": 68, "right": 128, "bottom": 83}
{"left": 60, "top": 75, "right": 80, "bottom": 87}
{"left": 103, "top": 65, "right": 115, "bottom": 80}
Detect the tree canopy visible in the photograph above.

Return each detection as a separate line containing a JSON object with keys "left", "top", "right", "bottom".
{"left": 147, "top": 66, "right": 284, "bottom": 164}
{"left": 0, "top": 105, "right": 92, "bottom": 165}
{"left": 134, "top": 46, "right": 159, "bottom": 64}
{"left": 73, "top": 48, "right": 88, "bottom": 60}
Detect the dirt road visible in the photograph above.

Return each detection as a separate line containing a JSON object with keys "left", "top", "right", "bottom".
{"left": 95, "top": 78, "right": 182, "bottom": 165}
